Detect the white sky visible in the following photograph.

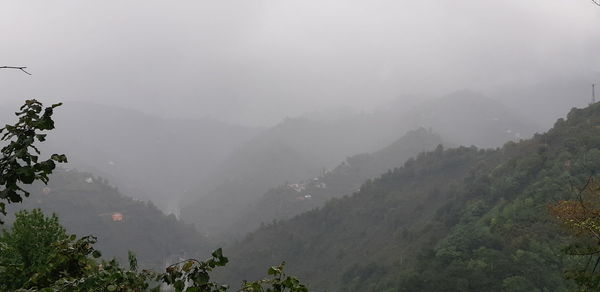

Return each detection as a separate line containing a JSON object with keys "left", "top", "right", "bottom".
{"left": 1, "top": 0, "right": 599, "bottom": 126}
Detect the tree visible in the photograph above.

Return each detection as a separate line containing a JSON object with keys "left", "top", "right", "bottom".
{"left": 0, "top": 100, "right": 308, "bottom": 291}
{"left": 241, "top": 263, "right": 308, "bottom": 292}
{"left": 0, "top": 99, "right": 67, "bottom": 222}
{"left": 549, "top": 176, "right": 600, "bottom": 290}
{"left": 0, "top": 209, "right": 68, "bottom": 290}
{"left": 0, "top": 209, "right": 307, "bottom": 291}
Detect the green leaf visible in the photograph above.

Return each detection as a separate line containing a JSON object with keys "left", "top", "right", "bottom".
{"left": 16, "top": 167, "right": 35, "bottom": 184}
{"left": 212, "top": 248, "right": 224, "bottom": 259}
{"left": 268, "top": 266, "right": 281, "bottom": 276}
{"left": 51, "top": 153, "right": 68, "bottom": 163}
{"left": 182, "top": 261, "right": 194, "bottom": 272}
{"left": 174, "top": 279, "right": 185, "bottom": 290}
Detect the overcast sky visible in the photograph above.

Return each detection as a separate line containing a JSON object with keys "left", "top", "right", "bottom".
{"left": 1, "top": 0, "right": 599, "bottom": 126}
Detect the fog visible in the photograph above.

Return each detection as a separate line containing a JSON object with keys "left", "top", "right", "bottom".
{"left": 2, "top": 0, "right": 600, "bottom": 218}
{"left": 4, "top": 2, "right": 600, "bottom": 289}
{"left": 2, "top": 0, "right": 599, "bottom": 126}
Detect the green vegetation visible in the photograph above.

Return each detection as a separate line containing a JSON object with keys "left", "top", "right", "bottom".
{"left": 5, "top": 98, "right": 600, "bottom": 291}
{"left": 6, "top": 169, "right": 210, "bottom": 268}
{"left": 0, "top": 100, "right": 212, "bottom": 268}
{"left": 235, "top": 127, "right": 444, "bottom": 234}
{"left": 0, "top": 209, "right": 307, "bottom": 291}
{"left": 0, "top": 100, "right": 67, "bottom": 222}
{"left": 0, "top": 100, "right": 308, "bottom": 291}
{"left": 0, "top": 209, "right": 67, "bottom": 289}
{"left": 218, "top": 103, "right": 600, "bottom": 291}
{"left": 549, "top": 177, "right": 600, "bottom": 291}
{"left": 0, "top": 210, "right": 147, "bottom": 291}
{"left": 1, "top": 99, "right": 212, "bottom": 267}
{"left": 181, "top": 92, "right": 539, "bottom": 239}
{"left": 19, "top": 101, "right": 261, "bottom": 210}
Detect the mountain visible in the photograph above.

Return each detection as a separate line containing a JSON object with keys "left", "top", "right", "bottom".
{"left": 181, "top": 90, "right": 541, "bottom": 238}
{"left": 232, "top": 127, "right": 445, "bottom": 235}
{"left": 216, "top": 103, "right": 600, "bottom": 291}
{"left": 180, "top": 114, "right": 393, "bottom": 238}
{"left": 3, "top": 169, "right": 211, "bottom": 269}
{"left": 0, "top": 101, "right": 261, "bottom": 213}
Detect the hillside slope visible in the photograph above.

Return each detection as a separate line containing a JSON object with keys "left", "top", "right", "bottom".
{"left": 3, "top": 169, "right": 211, "bottom": 269}
{"left": 233, "top": 128, "right": 445, "bottom": 234}
{"left": 218, "top": 103, "right": 600, "bottom": 292}
{"left": 182, "top": 91, "right": 540, "bottom": 238}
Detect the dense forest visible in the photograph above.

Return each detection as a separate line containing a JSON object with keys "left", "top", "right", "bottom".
{"left": 217, "top": 103, "right": 600, "bottom": 291}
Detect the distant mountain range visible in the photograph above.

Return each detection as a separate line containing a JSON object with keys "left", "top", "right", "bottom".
{"left": 181, "top": 90, "right": 542, "bottom": 239}
{"left": 216, "top": 102, "right": 600, "bottom": 292}
{"left": 219, "top": 127, "right": 444, "bottom": 236}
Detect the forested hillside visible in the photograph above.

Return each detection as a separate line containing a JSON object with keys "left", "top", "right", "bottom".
{"left": 181, "top": 115, "right": 394, "bottom": 238}
{"left": 3, "top": 2, "right": 598, "bottom": 291}
{"left": 3, "top": 169, "right": 210, "bottom": 269}
{"left": 181, "top": 91, "right": 540, "bottom": 239}
{"left": 218, "top": 103, "right": 600, "bottom": 292}
{"left": 233, "top": 128, "right": 444, "bottom": 235}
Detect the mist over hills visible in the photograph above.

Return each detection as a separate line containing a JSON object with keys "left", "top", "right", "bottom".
{"left": 491, "top": 74, "right": 597, "bottom": 128}
{"left": 372, "top": 90, "right": 542, "bottom": 148}
{"left": 0, "top": 91, "right": 590, "bottom": 291}
{"left": 0, "top": 101, "right": 261, "bottom": 213}
{"left": 0, "top": 90, "right": 542, "bottom": 243}
{"left": 2, "top": 2, "right": 600, "bottom": 291}
{"left": 182, "top": 127, "right": 443, "bottom": 238}
{"left": 180, "top": 90, "right": 541, "bottom": 238}
{"left": 216, "top": 102, "right": 600, "bottom": 292}
{"left": 230, "top": 127, "right": 445, "bottom": 235}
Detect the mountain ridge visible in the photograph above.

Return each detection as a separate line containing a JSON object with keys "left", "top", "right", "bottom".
{"left": 181, "top": 91, "right": 541, "bottom": 239}
{"left": 217, "top": 103, "right": 600, "bottom": 291}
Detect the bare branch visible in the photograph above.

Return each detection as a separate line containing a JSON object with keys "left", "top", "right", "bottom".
{"left": 593, "top": 256, "right": 600, "bottom": 273}
{"left": 576, "top": 175, "right": 594, "bottom": 211}
{"left": 593, "top": 0, "right": 600, "bottom": 6}
{"left": 0, "top": 66, "right": 32, "bottom": 75}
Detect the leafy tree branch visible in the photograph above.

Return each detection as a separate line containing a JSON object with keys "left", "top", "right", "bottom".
{"left": 0, "top": 100, "right": 67, "bottom": 222}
